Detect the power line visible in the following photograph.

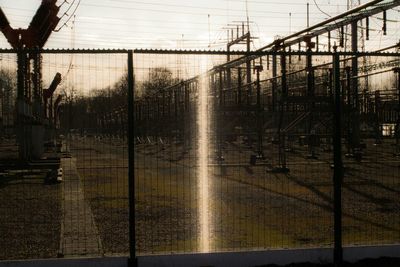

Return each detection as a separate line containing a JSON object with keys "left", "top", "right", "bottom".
{"left": 58, "top": 0, "right": 77, "bottom": 21}
{"left": 313, "top": 0, "right": 332, "bottom": 17}
{"left": 1, "top": 0, "right": 396, "bottom": 50}
{"left": 67, "top": 2, "right": 329, "bottom": 18}
{"left": 5, "top": 11, "right": 322, "bottom": 29}
{"left": 55, "top": 0, "right": 81, "bottom": 32}
{"left": 91, "top": 0, "right": 328, "bottom": 15}
{"left": 222, "top": 0, "right": 350, "bottom": 6}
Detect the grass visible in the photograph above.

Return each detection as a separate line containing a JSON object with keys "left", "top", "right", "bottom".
{"left": 0, "top": 134, "right": 398, "bottom": 260}
{"left": 69, "top": 135, "right": 400, "bottom": 256}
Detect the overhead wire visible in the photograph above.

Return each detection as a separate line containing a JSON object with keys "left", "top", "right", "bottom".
{"left": 61, "top": 15, "right": 76, "bottom": 83}
{"left": 85, "top": 0, "right": 327, "bottom": 15}
{"left": 313, "top": 0, "right": 332, "bottom": 17}
{"left": 222, "top": 0, "right": 349, "bottom": 6}
{"left": 3, "top": 11, "right": 316, "bottom": 30}
{"left": 0, "top": 0, "right": 397, "bottom": 50}
{"left": 67, "top": 2, "right": 329, "bottom": 19}
{"left": 55, "top": 0, "right": 81, "bottom": 32}
{"left": 57, "top": 0, "right": 76, "bottom": 21}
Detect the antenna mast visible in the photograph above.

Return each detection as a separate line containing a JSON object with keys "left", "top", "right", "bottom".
{"left": 246, "top": 0, "right": 250, "bottom": 32}
{"left": 208, "top": 14, "right": 211, "bottom": 48}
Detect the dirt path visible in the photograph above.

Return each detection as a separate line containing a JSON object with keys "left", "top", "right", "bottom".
{"left": 59, "top": 157, "right": 103, "bottom": 257}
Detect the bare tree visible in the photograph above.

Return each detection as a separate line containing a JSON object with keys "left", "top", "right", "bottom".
{"left": 142, "top": 67, "right": 178, "bottom": 97}
{"left": 0, "top": 68, "right": 16, "bottom": 137}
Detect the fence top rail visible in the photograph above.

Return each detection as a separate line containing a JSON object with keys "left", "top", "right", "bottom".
{"left": 0, "top": 48, "right": 399, "bottom": 57}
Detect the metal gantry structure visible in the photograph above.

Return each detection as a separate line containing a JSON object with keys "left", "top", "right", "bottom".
{"left": 132, "top": 0, "right": 400, "bottom": 168}
{"left": 0, "top": 0, "right": 63, "bottom": 184}
{"left": 0, "top": 0, "right": 62, "bottom": 162}
{"left": 130, "top": 3, "right": 400, "bottom": 264}
{"left": 0, "top": 0, "right": 399, "bottom": 265}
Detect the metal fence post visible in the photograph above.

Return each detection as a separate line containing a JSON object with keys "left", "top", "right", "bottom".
{"left": 17, "top": 49, "right": 28, "bottom": 160}
{"left": 127, "top": 50, "right": 137, "bottom": 267}
{"left": 395, "top": 68, "right": 400, "bottom": 156}
{"left": 332, "top": 50, "right": 343, "bottom": 267}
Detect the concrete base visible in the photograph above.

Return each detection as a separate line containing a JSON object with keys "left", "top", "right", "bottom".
{"left": 0, "top": 245, "right": 399, "bottom": 267}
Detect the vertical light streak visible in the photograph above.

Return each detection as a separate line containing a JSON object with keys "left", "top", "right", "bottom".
{"left": 198, "top": 58, "right": 210, "bottom": 253}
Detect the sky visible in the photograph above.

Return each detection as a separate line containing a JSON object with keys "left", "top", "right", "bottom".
{"left": 0, "top": 0, "right": 398, "bottom": 96}
{"left": 0, "top": 0, "right": 399, "bottom": 50}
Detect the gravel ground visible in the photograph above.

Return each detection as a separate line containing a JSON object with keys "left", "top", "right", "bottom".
{"left": 70, "top": 137, "right": 130, "bottom": 255}
{"left": 0, "top": 135, "right": 398, "bottom": 260}
{"left": 69, "top": 135, "right": 400, "bottom": 256}
{"left": 0, "top": 171, "right": 62, "bottom": 260}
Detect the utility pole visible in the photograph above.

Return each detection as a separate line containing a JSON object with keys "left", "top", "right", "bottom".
{"left": 208, "top": 14, "right": 211, "bottom": 48}
{"left": 351, "top": 20, "right": 361, "bottom": 155}
{"left": 246, "top": 30, "right": 251, "bottom": 105}
{"left": 255, "top": 65, "right": 264, "bottom": 159}
{"left": 272, "top": 52, "right": 277, "bottom": 112}
{"left": 226, "top": 22, "right": 252, "bottom": 98}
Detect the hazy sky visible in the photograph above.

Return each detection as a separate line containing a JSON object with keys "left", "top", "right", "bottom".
{"left": 0, "top": 0, "right": 398, "bottom": 50}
